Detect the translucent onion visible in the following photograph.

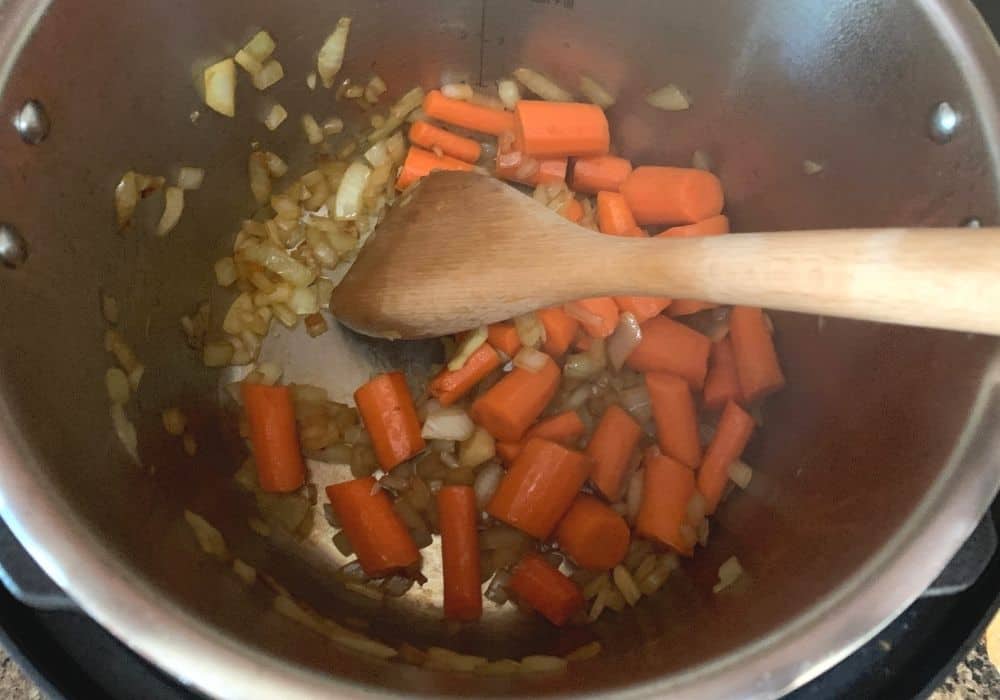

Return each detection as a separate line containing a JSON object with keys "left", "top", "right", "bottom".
{"left": 713, "top": 556, "right": 744, "bottom": 593}
{"left": 302, "top": 114, "right": 324, "bottom": 145}
{"left": 155, "top": 187, "right": 184, "bottom": 237}
{"left": 646, "top": 84, "right": 691, "bottom": 111}
{"left": 264, "top": 104, "right": 288, "bottom": 131}
{"left": 513, "top": 346, "right": 549, "bottom": 373}
{"left": 367, "top": 86, "right": 425, "bottom": 143}
{"left": 421, "top": 406, "right": 475, "bottom": 441}
{"left": 243, "top": 30, "right": 276, "bottom": 62}
{"left": 110, "top": 403, "right": 139, "bottom": 462}
{"left": 497, "top": 79, "right": 520, "bottom": 110}
{"left": 626, "top": 469, "right": 644, "bottom": 521}
{"left": 448, "top": 325, "right": 488, "bottom": 371}
{"left": 441, "top": 83, "right": 474, "bottom": 100}
{"left": 473, "top": 462, "right": 504, "bottom": 508}
{"left": 579, "top": 75, "right": 615, "bottom": 108}
{"left": 248, "top": 153, "right": 272, "bottom": 206}
{"left": 105, "top": 368, "right": 130, "bottom": 405}
{"left": 513, "top": 67, "right": 573, "bottom": 101}
{"left": 607, "top": 312, "right": 642, "bottom": 370}
{"left": 203, "top": 58, "right": 236, "bottom": 117}
{"left": 618, "top": 385, "right": 651, "bottom": 420}
{"left": 318, "top": 17, "right": 352, "bottom": 88}
{"left": 459, "top": 426, "right": 495, "bottom": 468}
{"left": 728, "top": 459, "right": 753, "bottom": 489}
{"left": 234, "top": 49, "right": 263, "bottom": 76}
{"left": 177, "top": 166, "right": 205, "bottom": 191}
{"left": 184, "top": 510, "right": 229, "bottom": 559}
{"left": 252, "top": 59, "right": 284, "bottom": 90}
{"left": 514, "top": 312, "right": 545, "bottom": 349}
{"left": 240, "top": 242, "right": 317, "bottom": 287}
{"left": 484, "top": 570, "right": 511, "bottom": 604}
{"left": 334, "top": 161, "right": 371, "bottom": 220}
{"left": 803, "top": 160, "right": 824, "bottom": 175}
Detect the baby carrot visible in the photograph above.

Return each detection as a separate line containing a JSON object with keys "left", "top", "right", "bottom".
{"left": 656, "top": 214, "right": 730, "bottom": 238}
{"left": 508, "top": 553, "right": 584, "bottom": 626}
{"left": 515, "top": 100, "right": 610, "bottom": 158}
{"left": 354, "top": 372, "right": 426, "bottom": 471}
{"left": 495, "top": 137, "right": 568, "bottom": 185}
{"left": 571, "top": 155, "right": 633, "bottom": 194}
{"left": 428, "top": 343, "right": 502, "bottom": 406}
{"left": 396, "top": 146, "right": 473, "bottom": 190}
{"left": 526, "top": 410, "right": 586, "bottom": 445}
{"left": 423, "top": 89, "right": 516, "bottom": 135}
{"left": 537, "top": 307, "right": 579, "bottom": 357}
{"left": 667, "top": 300, "right": 718, "bottom": 317}
{"left": 470, "top": 354, "right": 561, "bottom": 441}
{"left": 698, "top": 400, "right": 754, "bottom": 514}
{"left": 326, "top": 477, "right": 420, "bottom": 576}
{"left": 486, "top": 438, "right": 591, "bottom": 538}
{"left": 565, "top": 297, "right": 619, "bottom": 338}
{"left": 437, "top": 485, "right": 482, "bottom": 621}
{"left": 241, "top": 383, "right": 306, "bottom": 493}
{"left": 636, "top": 453, "right": 697, "bottom": 557}
{"left": 586, "top": 404, "right": 642, "bottom": 500}
{"left": 487, "top": 322, "right": 522, "bottom": 357}
{"left": 703, "top": 338, "right": 743, "bottom": 411}
{"left": 621, "top": 166, "right": 724, "bottom": 225}
{"left": 614, "top": 296, "right": 672, "bottom": 324}
{"left": 729, "top": 306, "right": 786, "bottom": 403}
{"left": 596, "top": 191, "right": 645, "bottom": 237}
{"left": 646, "top": 372, "right": 702, "bottom": 468}
{"left": 495, "top": 441, "right": 523, "bottom": 464}
{"left": 555, "top": 495, "right": 630, "bottom": 570}
{"left": 560, "top": 197, "right": 584, "bottom": 223}
{"left": 625, "top": 316, "right": 712, "bottom": 390}
{"left": 408, "top": 121, "right": 481, "bottom": 163}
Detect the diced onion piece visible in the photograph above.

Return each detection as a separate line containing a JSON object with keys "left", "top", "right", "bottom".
{"left": 241, "top": 242, "right": 317, "bottom": 287}
{"left": 367, "top": 87, "right": 424, "bottom": 143}
{"left": 184, "top": 510, "right": 229, "bottom": 559}
{"left": 385, "top": 132, "right": 406, "bottom": 163}
{"left": 448, "top": 325, "right": 488, "bottom": 371}
{"left": 497, "top": 79, "right": 520, "bottom": 110}
{"left": 243, "top": 30, "right": 276, "bottom": 62}
{"left": 626, "top": 469, "right": 643, "bottom": 521}
{"left": 203, "top": 58, "right": 236, "bottom": 117}
{"left": 363, "top": 139, "right": 390, "bottom": 168}
{"left": 728, "top": 459, "right": 753, "bottom": 489}
{"left": 646, "top": 84, "right": 691, "bottom": 111}
{"left": 692, "top": 149, "right": 713, "bottom": 171}
{"left": 459, "top": 426, "right": 495, "bottom": 468}
{"left": 248, "top": 152, "right": 271, "bottom": 206}
{"left": 264, "top": 104, "right": 288, "bottom": 131}
{"left": 305, "top": 313, "right": 329, "bottom": 337}
{"left": 306, "top": 72, "right": 317, "bottom": 90}
{"left": 288, "top": 286, "right": 319, "bottom": 315}
{"left": 519, "top": 655, "right": 568, "bottom": 673}
{"left": 697, "top": 518, "right": 710, "bottom": 547}
{"left": 105, "top": 368, "right": 130, "bottom": 405}
{"left": 322, "top": 117, "right": 345, "bottom": 136}
{"left": 101, "top": 292, "right": 119, "bottom": 324}
{"left": 513, "top": 346, "right": 549, "bottom": 373}
{"left": 422, "top": 406, "right": 475, "bottom": 441}
{"left": 803, "top": 159, "right": 824, "bottom": 175}
{"left": 513, "top": 67, "right": 573, "bottom": 102}
{"left": 514, "top": 312, "right": 545, "bottom": 349}
{"left": 214, "top": 256, "right": 237, "bottom": 286}
{"left": 565, "top": 641, "right": 602, "bottom": 663}
{"left": 264, "top": 151, "right": 288, "bottom": 178}
{"left": 114, "top": 172, "right": 139, "bottom": 229}
{"left": 334, "top": 161, "right": 371, "bottom": 220}
{"left": 302, "top": 113, "right": 324, "bottom": 145}
{"left": 563, "top": 339, "right": 606, "bottom": 380}
{"left": 162, "top": 407, "right": 187, "bottom": 436}
{"left": 618, "top": 385, "right": 651, "bottom": 420}
{"left": 365, "top": 75, "right": 387, "bottom": 103}
{"left": 252, "top": 59, "right": 284, "bottom": 90}
{"left": 318, "top": 17, "right": 352, "bottom": 88}
{"left": 155, "top": 187, "right": 184, "bottom": 236}
{"left": 474, "top": 462, "right": 504, "bottom": 508}
{"left": 203, "top": 341, "right": 234, "bottom": 367}
{"left": 612, "top": 565, "right": 641, "bottom": 606}
{"left": 234, "top": 49, "right": 263, "bottom": 76}
{"left": 713, "top": 556, "right": 744, "bottom": 593}
{"left": 484, "top": 570, "right": 511, "bottom": 604}
{"left": 686, "top": 490, "right": 707, "bottom": 526}
{"left": 579, "top": 75, "right": 615, "bottom": 108}
{"left": 177, "top": 166, "right": 205, "bottom": 190}
{"left": 110, "top": 403, "right": 139, "bottom": 462}
{"left": 232, "top": 558, "right": 257, "bottom": 585}
{"left": 607, "top": 312, "right": 642, "bottom": 370}
{"left": 441, "top": 83, "right": 474, "bottom": 100}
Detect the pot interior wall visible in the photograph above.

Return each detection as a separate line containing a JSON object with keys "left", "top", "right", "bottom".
{"left": 0, "top": 0, "right": 998, "bottom": 696}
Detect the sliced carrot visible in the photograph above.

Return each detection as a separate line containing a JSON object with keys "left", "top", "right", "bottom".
{"left": 614, "top": 296, "right": 672, "bottom": 324}
{"left": 537, "top": 307, "right": 579, "bottom": 357}
{"left": 635, "top": 454, "right": 696, "bottom": 557}
{"left": 596, "top": 191, "right": 644, "bottom": 237}
{"left": 408, "top": 121, "right": 481, "bottom": 163}
{"left": 423, "top": 89, "right": 516, "bottom": 136}
{"left": 560, "top": 197, "right": 584, "bottom": 223}
{"left": 571, "top": 155, "right": 633, "bottom": 194}
{"left": 667, "top": 300, "right": 719, "bottom": 317}
{"left": 495, "top": 136, "right": 568, "bottom": 186}
{"left": 729, "top": 306, "right": 786, "bottom": 403}
{"left": 555, "top": 495, "right": 630, "bottom": 570}
{"left": 495, "top": 441, "right": 523, "bottom": 464}
{"left": 625, "top": 316, "right": 712, "bottom": 389}
{"left": 698, "top": 400, "right": 754, "bottom": 514}
{"left": 437, "top": 486, "right": 482, "bottom": 621}
{"left": 428, "top": 343, "right": 502, "bottom": 407}
{"left": 515, "top": 100, "right": 610, "bottom": 158}
{"left": 354, "top": 372, "right": 425, "bottom": 471}
{"left": 646, "top": 372, "right": 702, "bottom": 468}
{"left": 326, "top": 477, "right": 420, "bottom": 576}
{"left": 241, "top": 383, "right": 306, "bottom": 493}
{"left": 586, "top": 404, "right": 642, "bottom": 500}
{"left": 396, "top": 146, "right": 473, "bottom": 190}
{"left": 487, "top": 322, "right": 521, "bottom": 358}
{"left": 486, "top": 438, "right": 591, "bottom": 538}
{"left": 656, "top": 215, "right": 730, "bottom": 238}
{"left": 565, "top": 297, "right": 619, "bottom": 338}
{"left": 621, "top": 166, "right": 724, "bottom": 225}
{"left": 508, "top": 553, "right": 584, "bottom": 626}
{"left": 703, "top": 338, "right": 743, "bottom": 411}
{"left": 526, "top": 410, "right": 586, "bottom": 446}
{"left": 470, "top": 355, "right": 561, "bottom": 441}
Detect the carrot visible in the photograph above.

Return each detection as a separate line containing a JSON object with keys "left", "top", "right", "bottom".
{"left": 596, "top": 191, "right": 645, "bottom": 237}
{"left": 703, "top": 338, "right": 743, "bottom": 411}
{"left": 241, "top": 383, "right": 306, "bottom": 493}
{"left": 625, "top": 316, "right": 711, "bottom": 389}
{"left": 470, "top": 355, "right": 561, "bottom": 441}
{"left": 586, "top": 404, "right": 642, "bottom": 500}
{"left": 428, "top": 343, "right": 502, "bottom": 407}
{"left": 354, "top": 372, "right": 426, "bottom": 471}
{"left": 396, "top": 146, "right": 473, "bottom": 190}
{"left": 537, "top": 307, "right": 579, "bottom": 357}
{"left": 495, "top": 441, "right": 523, "bottom": 464}
{"left": 508, "top": 553, "right": 584, "bottom": 626}
{"left": 729, "top": 306, "right": 786, "bottom": 403}
{"left": 423, "top": 89, "right": 516, "bottom": 135}
{"left": 514, "top": 101, "right": 610, "bottom": 158}
{"left": 437, "top": 486, "right": 482, "bottom": 621}
{"left": 527, "top": 410, "right": 586, "bottom": 445}
{"left": 555, "top": 495, "right": 630, "bottom": 570}
{"left": 487, "top": 322, "right": 521, "bottom": 357}
{"left": 667, "top": 300, "right": 718, "bottom": 317}
{"left": 614, "top": 296, "right": 672, "bottom": 324}
{"left": 565, "top": 297, "right": 619, "bottom": 338}
{"left": 621, "top": 166, "right": 724, "bottom": 225}
{"left": 698, "top": 400, "right": 754, "bottom": 514}
{"left": 646, "top": 372, "right": 702, "bottom": 468}
{"left": 408, "top": 121, "right": 481, "bottom": 163}
{"left": 326, "top": 477, "right": 420, "bottom": 576}
{"left": 635, "top": 454, "right": 697, "bottom": 557}
{"left": 495, "top": 136, "right": 568, "bottom": 186}
{"left": 486, "top": 438, "right": 591, "bottom": 538}
{"left": 560, "top": 197, "right": 584, "bottom": 223}
{"left": 656, "top": 214, "right": 730, "bottom": 238}
{"left": 571, "top": 155, "right": 633, "bottom": 194}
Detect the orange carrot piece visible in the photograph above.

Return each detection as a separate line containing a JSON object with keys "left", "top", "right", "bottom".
{"left": 635, "top": 454, "right": 697, "bottom": 557}
{"left": 515, "top": 100, "right": 610, "bottom": 158}
{"left": 526, "top": 410, "right": 586, "bottom": 446}
{"left": 408, "top": 121, "right": 481, "bottom": 163}
{"left": 486, "top": 438, "right": 591, "bottom": 538}
{"left": 667, "top": 300, "right": 719, "bottom": 317}
{"left": 703, "top": 338, "right": 743, "bottom": 411}
{"left": 646, "top": 372, "right": 702, "bottom": 468}
{"left": 621, "top": 167, "right": 724, "bottom": 225}
{"left": 596, "top": 191, "right": 645, "bottom": 237}
{"left": 437, "top": 486, "right": 482, "bottom": 621}
{"left": 625, "top": 316, "right": 711, "bottom": 389}
{"left": 423, "top": 89, "right": 516, "bottom": 136}
{"left": 396, "top": 146, "right": 473, "bottom": 190}
{"left": 241, "top": 383, "right": 306, "bottom": 493}
{"left": 560, "top": 197, "right": 584, "bottom": 223}
{"left": 495, "top": 441, "right": 523, "bottom": 464}
{"left": 698, "top": 400, "right": 755, "bottom": 514}
{"left": 556, "top": 495, "right": 630, "bottom": 571}
{"left": 354, "top": 372, "right": 426, "bottom": 471}
{"left": 495, "top": 136, "right": 568, "bottom": 186}
{"left": 586, "top": 404, "right": 642, "bottom": 500}
{"left": 571, "top": 155, "right": 633, "bottom": 194}
{"left": 656, "top": 215, "right": 730, "bottom": 238}
{"left": 729, "top": 306, "right": 786, "bottom": 403}
{"left": 565, "top": 297, "right": 619, "bottom": 338}
{"left": 574, "top": 332, "right": 593, "bottom": 352}
{"left": 487, "top": 322, "right": 522, "bottom": 357}
{"left": 470, "top": 355, "right": 561, "bottom": 441}
{"left": 538, "top": 307, "right": 580, "bottom": 357}
{"left": 614, "top": 296, "right": 672, "bottom": 324}
{"left": 508, "top": 553, "right": 584, "bottom": 626}
{"left": 326, "top": 477, "right": 420, "bottom": 576}
{"left": 428, "top": 344, "right": 502, "bottom": 407}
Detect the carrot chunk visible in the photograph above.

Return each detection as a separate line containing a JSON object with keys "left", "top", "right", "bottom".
{"left": 614, "top": 296, "right": 672, "bottom": 324}
{"left": 526, "top": 410, "right": 585, "bottom": 445}
{"left": 571, "top": 155, "right": 633, "bottom": 194}
{"left": 438, "top": 486, "right": 482, "bottom": 621}
{"left": 537, "top": 307, "right": 579, "bottom": 357}
{"left": 508, "top": 553, "right": 584, "bottom": 626}
{"left": 487, "top": 322, "right": 522, "bottom": 357}
{"left": 729, "top": 306, "right": 786, "bottom": 403}
{"left": 515, "top": 100, "right": 610, "bottom": 158}
{"left": 408, "top": 121, "right": 481, "bottom": 163}
{"left": 354, "top": 372, "right": 425, "bottom": 471}
{"left": 656, "top": 215, "right": 730, "bottom": 238}
{"left": 621, "top": 166, "right": 724, "bottom": 225}
{"left": 625, "top": 317, "right": 711, "bottom": 389}
{"left": 703, "top": 338, "right": 743, "bottom": 411}
{"left": 470, "top": 354, "right": 561, "bottom": 441}
{"left": 586, "top": 404, "right": 642, "bottom": 500}
{"left": 635, "top": 454, "right": 697, "bottom": 557}
{"left": 495, "top": 135, "right": 568, "bottom": 186}
{"left": 555, "top": 495, "right": 630, "bottom": 570}
{"left": 396, "top": 146, "right": 473, "bottom": 190}
{"left": 646, "top": 372, "right": 702, "bottom": 468}
{"left": 565, "top": 297, "right": 619, "bottom": 338}
{"left": 698, "top": 400, "right": 754, "bottom": 514}
{"left": 428, "top": 343, "right": 502, "bottom": 407}
{"left": 242, "top": 383, "right": 306, "bottom": 493}
{"left": 596, "top": 191, "right": 645, "bottom": 237}
{"left": 423, "top": 89, "right": 516, "bottom": 135}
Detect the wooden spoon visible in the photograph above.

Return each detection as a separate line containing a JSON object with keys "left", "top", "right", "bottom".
{"left": 330, "top": 171, "right": 1000, "bottom": 339}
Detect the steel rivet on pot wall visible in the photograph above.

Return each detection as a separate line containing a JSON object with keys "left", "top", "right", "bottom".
{"left": 0, "top": 224, "right": 29, "bottom": 268}
{"left": 12, "top": 99, "right": 49, "bottom": 144}
{"left": 928, "top": 101, "right": 960, "bottom": 144}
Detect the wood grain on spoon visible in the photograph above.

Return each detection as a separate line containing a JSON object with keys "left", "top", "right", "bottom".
{"left": 329, "top": 171, "right": 1000, "bottom": 339}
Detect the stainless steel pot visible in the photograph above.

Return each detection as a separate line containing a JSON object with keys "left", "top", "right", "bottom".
{"left": 1, "top": 0, "right": 999, "bottom": 697}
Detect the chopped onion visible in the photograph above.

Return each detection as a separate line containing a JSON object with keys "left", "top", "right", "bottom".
{"left": 306, "top": 72, "right": 317, "bottom": 90}
{"left": 214, "top": 257, "right": 237, "bottom": 286}
{"left": 234, "top": 49, "right": 262, "bottom": 76}
{"left": 484, "top": 570, "right": 511, "bottom": 604}
{"left": 184, "top": 510, "right": 229, "bottom": 559}
{"left": 385, "top": 131, "right": 406, "bottom": 163}
{"left": 713, "top": 556, "right": 744, "bottom": 593}
{"left": 114, "top": 171, "right": 164, "bottom": 229}
{"left": 686, "top": 490, "right": 707, "bottom": 525}
{"left": 155, "top": 186, "right": 184, "bottom": 237}
{"left": 579, "top": 75, "right": 615, "bottom": 108}
{"left": 520, "top": 655, "right": 568, "bottom": 673}
{"left": 513, "top": 346, "right": 548, "bottom": 373}
{"left": 243, "top": 30, "right": 276, "bottom": 62}
{"left": 692, "top": 149, "right": 713, "bottom": 171}
{"left": 323, "top": 117, "right": 345, "bottom": 136}
{"left": 264, "top": 104, "right": 288, "bottom": 131}
{"left": 252, "top": 59, "right": 284, "bottom": 90}
{"left": 318, "top": 17, "right": 352, "bottom": 88}
{"left": 161, "top": 407, "right": 187, "bottom": 436}
{"left": 105, "top": 368, "right": 130, "bottom": 405}
{"left": 514, "top": 312, "right": 545, "bottom": 349}
{"left": 697, "top": 518, "right": 710, "bottom": 547}
{"left": 612, "top": 565, "right": 641, "bottom": 606}
{"left": 607, "top": 312, "right": 642, "bottom": 370}
{"left": 288, "top": 286, "right": 319, "bottom": 315}
{"left": 646, "top": 84, "right": 691, "bottom": 111}
{"left": 459, "top": 426, "right": 495, "bottom": 468}
{"left": 301, "top": 113, "right": 323, "bottom": 145}
{"left": 232, "top": 558, "right": 257, "bottom": 585}
{"left": 264, "top": 151, "right": 288, "bottom": 178}
{"left": 728, "top": 459, "right": 753, "bottom": 489}
{"left": 240, "top": 242, "right": 317, "bottom": 286}
{"left": 367, "top": 86, "right": 424, "bottom": 143}
{"left": 364, "top": 75, "right": 388, "bottom": 103}
{"left": 513, "top": 67, "right": 573, "bottom": 101}
{"left": 497, "top": 79, "right": 520, "bottom": 110}
{"left": 334, "top": 161, "right": 371, "bottom": 220}
{"left": 203, "top": 341, "right": 234, "bottom": 367}
{"left": 448, "top": 326, "right": 488, "bottom": 371}
{"left": 564, "top": 339, "right": 606, "bottom": 380}
{"left": 618, "top": 385, "right": 651, "bottom": 420}
{"left": 441, "top": 82, "right": 474, "bottom": 100}
{"left": 421, "top": 406, "right": 475, "bottom": 441}
{"left": 473, "top": 462, "right": 504, "bottom": 508}
{"left": 363, "top": 139, "right": 390, "bottom": 168}
{"left": 203, "top": 58, "right": 236, "bottom": 117}
{"left": 176, "top": 166, "right": 205, "bottom": 191}
{"left": 110, "top": 403, "right": 138, "bottom": 462}
{"left": 305, "top": 312, "right": 329, "bottom": 337}
{"left": 803, "top": 159, "right": 824, "bottom": 175}
{"left": 248, "top": 152, "right": 272, "bottom": 206}
{"left": 626, "top": 469, "right": 644, "bottom": 521}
